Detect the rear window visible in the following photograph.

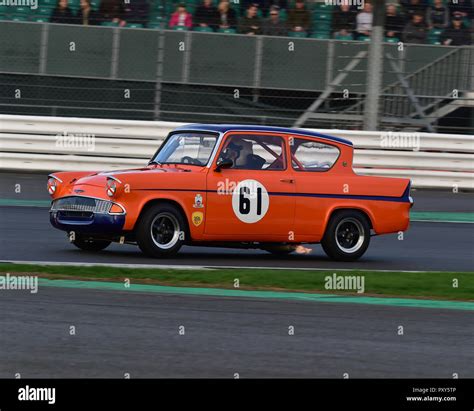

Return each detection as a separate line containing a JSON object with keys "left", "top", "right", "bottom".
{"left": 291, "top": 138, "right": 340, "bottom": 171}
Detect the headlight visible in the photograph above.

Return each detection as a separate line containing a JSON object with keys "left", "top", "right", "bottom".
{"left": 106, "top": 179, "right": 117, "bottom": 197}
{"left": 47, "top": 177, "right": 58, "bottom": 195}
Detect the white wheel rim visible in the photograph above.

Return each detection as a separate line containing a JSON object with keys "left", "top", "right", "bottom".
{"left": 150, "top": 212, "right": 180, "bottom": 250}
{"left": 335, "top": 217, "right": 365, "bottom": 254}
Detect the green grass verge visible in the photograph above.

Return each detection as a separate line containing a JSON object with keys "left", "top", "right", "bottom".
{"left": 0, "top": 264, "right": 473, "bottom": 301}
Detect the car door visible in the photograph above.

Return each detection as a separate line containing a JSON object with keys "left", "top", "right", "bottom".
{"left": 290, "top": 137, "right": 342, "bottom": 239}
{"left": 204, "top": 132, "right": 295, "bottom": 241}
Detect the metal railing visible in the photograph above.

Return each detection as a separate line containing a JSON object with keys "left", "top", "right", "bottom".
{"left": 1, "top": 115, "right": 472, "bottom": 190}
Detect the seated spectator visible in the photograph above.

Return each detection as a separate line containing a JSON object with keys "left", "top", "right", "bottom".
{"left": 385, "top": 4, "right": 405, "bottom": 39}
{"left": 440, "top": 15, "right": 471, "bottom": 45}
{"left": 194, "top": 0, "right": 219, "bottom": 30}
{"left": 287, "top": 0, "right": 311, "bottom": 33}
{"left": 243, "top": 0, "right": 288, "bottom": 15}
{"left": 332, "top": 2, "right": 356, "bottom": 38}
{"left": 268, "top": 0, "right": 289, "bottom": 11}
{"left": 403, "top": 0, "right": 427, "bottom": 20}
{"left": 262, "top": 5, "right": 287, "bottom": 36}
{"left": 74, "top": 0, "right": 101, "bottom": 25}
{"left": 123, "top": 0, "right": 149, "bottom": 26}
{"left": 217, "top": 1, "right": 238, "bottom": 31}
{"left": 169, "top": 3, "right": 193, "bottom": 29}
{"left": 402, "top": 13, "right": 428, "bottom": 43}
{"left": 426, "top": 0, "right": 449, "bottom": 29}
{"left": 99, "top": 0, "right": 125, "bottom": 26}
{"left": 242, "top": 0, "right": 267, "bottom": 14}
{"left": 355, "top": 2, "right": 373, "bottom": 38}
{"left": 50, "top": 0, "right": 74, "bottom": 24}
{"left": 238, "top": 4, "right": 262, "bottom": 35}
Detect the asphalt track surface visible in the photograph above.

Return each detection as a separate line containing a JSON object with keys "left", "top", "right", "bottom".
{"left": 1, "top": 173, "right": 474, "bottom": 270}
{"left": 1, "top": 205, "right": 473, "bottom": 271}
{"left": 0, "top": 285, "right": 473, "bottom": 378}
{"left": 1, "top": 172, "right": 473, "bottom": 378}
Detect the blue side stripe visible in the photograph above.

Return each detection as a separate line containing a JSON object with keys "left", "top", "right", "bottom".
{"left": 268, "top": 192, "right": 409, "bottom": 203}
{"left": 134, "top": 188, "right": 410, "bottom": 203}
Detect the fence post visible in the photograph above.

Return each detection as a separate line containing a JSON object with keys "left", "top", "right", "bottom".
{"left": 363, "top": 0, "right": 385, "bottom": 131}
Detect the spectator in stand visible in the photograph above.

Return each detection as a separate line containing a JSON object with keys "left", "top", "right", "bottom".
{"left": 242, "top": 0, "right": 281, "bottom": 15}
{"left": 268, "top": 0, "right": 288, "bottom": 11}
{"left": 287, "top": 0, "right": 311, "bottom": 34}
{"left": 402, "top": 12, "right": 428, "bottom": 43}
{"left": 385, "top": 4, "right": 405, "bottom": 39}
{"left": 123, "top": 0, "right": 150, "bottom": 26}
{"left": 262, "top": 5, "right": 287, "bottom": 36}
{"left": 217, "top": 1, "right": 238, "bottom": 31}
{"left": 99, "top": 0, "right": 125, "bottom": 26}
{"left": 448, "top": 0, "right": 473, "bottom": 19}
{"left": 426, "top": 0, "right": 449, "bottom": 29}
{"left": 169, "top": 3, "right": 193, "bottom": 29}
{"left": 332, "top": 2, "right": 356, "bottom": 39}
{"left": 50, "top": 0, "right": 74, "bottom": 24}
{"left": 74, "top": 0, "right": 101, "bottom": 25}
{"left": 194, "top": 0, "right": 219, "bottom": 30}
{"left": 440, "top": 15, "right": 472, "bottom": 44}
{"left": 403, "top": 0, "right": 427, "bottom": 20}
{"left": 238, "top": 4, "right": 262, "bottom": 35}
{"left": 355, "top": 2, "right": 373, "bottom": 38}
{"left": 242, "top": 0, "right": 264, "bottom": 13}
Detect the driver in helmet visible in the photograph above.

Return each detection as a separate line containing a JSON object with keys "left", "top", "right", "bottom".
{"left": 221, "top": 141, "right": 242, "bottom": 166}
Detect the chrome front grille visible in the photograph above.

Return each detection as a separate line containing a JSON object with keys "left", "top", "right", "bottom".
{"left": 51, "top": 197, "right": 111, "bottom": 214}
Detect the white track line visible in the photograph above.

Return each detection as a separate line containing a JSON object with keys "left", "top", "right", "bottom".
{"left": 0, "top": 260, "right": 463, "bottom": 273}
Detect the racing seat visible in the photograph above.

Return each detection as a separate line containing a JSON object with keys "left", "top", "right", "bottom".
{"left": 245, "top": 154, "right": 266, "bottom": 169}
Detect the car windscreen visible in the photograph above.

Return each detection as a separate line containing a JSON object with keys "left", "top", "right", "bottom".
{"left": 152, "top": 132, "right": 218, "bottom": 166}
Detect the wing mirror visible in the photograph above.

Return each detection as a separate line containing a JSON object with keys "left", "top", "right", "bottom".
{"left": 214, "top": 158, "right": 233, "bottom": 171}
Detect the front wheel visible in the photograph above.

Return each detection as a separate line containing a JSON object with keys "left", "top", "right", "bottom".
{"left": 321, "top": 210, "right": 370, "bottom": 261}
{"left": 72, "top": 236, "right": 111, "bottom": 252}
{"left": 136, "top": 204, "right": 186, "bottom": 258}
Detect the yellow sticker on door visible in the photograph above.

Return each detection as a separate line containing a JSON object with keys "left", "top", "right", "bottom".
{"left": 192, "top": 211, "right": 204, "bottom": 227}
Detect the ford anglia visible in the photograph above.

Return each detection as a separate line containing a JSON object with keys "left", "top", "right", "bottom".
{"left": 48, "top": 125, "right": 413, "bottom": 261}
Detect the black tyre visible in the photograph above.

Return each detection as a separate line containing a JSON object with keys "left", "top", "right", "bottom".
{"left": 72, "top": 236, "right": 111, "bottom": 252}
{"left": 136, "top": 203, "right": 186, "bottom": 258}
{"left": 321, "top": 210, "right": 371, "bottom": 261}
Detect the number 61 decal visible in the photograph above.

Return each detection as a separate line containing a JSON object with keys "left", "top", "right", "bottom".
{"left": 232, "top": 179, "right": 269, "bottom": 223}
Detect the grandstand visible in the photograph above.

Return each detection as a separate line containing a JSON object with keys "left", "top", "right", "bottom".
{"left": 0, "top": 0, "right": 472, "bottom": 133}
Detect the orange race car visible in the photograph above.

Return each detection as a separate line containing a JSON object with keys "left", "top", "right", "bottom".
{"left": 48, "top": 125, "right": 413, "bottom": 261}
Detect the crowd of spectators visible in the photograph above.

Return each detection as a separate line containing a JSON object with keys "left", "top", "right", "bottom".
{"left": 48, "top": 0, "right": 151, "bottom": 26}
{"left": 331, "top": 0, "right": 472, "bottom": 44}
{"left": 22, "top": 0, "right": 474, "bottom": 45}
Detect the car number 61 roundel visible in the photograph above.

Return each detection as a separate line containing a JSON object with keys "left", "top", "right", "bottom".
{"left": 232, "top": 179, "right": 269, "bottom": 223}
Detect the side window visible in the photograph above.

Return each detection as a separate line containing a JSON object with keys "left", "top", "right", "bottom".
{"left": 291, "top": 138, "right": 340, "bottom": 171}
{"left": 218, "top": 134, "right": 286, "bottom": 170}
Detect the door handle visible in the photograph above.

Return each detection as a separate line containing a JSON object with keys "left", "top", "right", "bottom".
{"left": 280, "top": 179, "right": 294, "bottom": 184}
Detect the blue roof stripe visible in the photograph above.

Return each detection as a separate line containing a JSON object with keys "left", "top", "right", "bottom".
{"left": 173, "top": 124, "right": 353, "bottom": 146}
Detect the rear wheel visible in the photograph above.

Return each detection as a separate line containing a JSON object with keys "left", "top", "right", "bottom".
{"left": 136, "top": 204, "right": 186, "bottom": 258}
{"left": 72, "top": 236, "right": 111, "bottom": 252}
{"left": 321, "top": 210, "right": 370, "bottom": 261}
